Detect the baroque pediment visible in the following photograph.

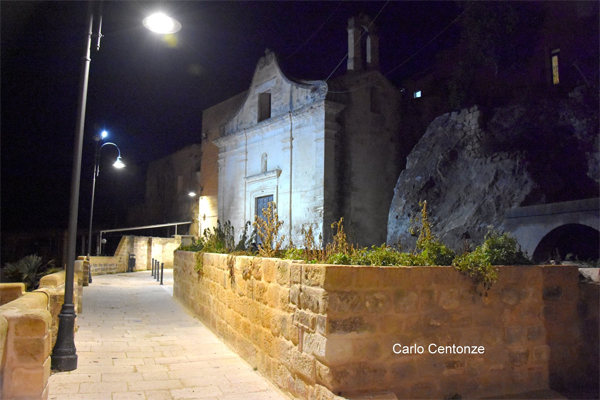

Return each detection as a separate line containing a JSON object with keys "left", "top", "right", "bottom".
{"left": 222, "top": 49, "right": 327, "bottom": 137}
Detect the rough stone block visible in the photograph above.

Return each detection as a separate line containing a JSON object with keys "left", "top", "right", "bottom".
{"left": 393, "top": 290, "right": 418, "bottom": 313}
{"left": 353, "top": 267, "right": 382, "bottom": 289}
{"left": 10, "top": 308, "right": 51, "bottom": 338}
{"left": 290, "top": 284, "right": 301, "bottom": 306}
{"left": 344, "top": 391, "right": 398, "bottom": 400}
{"left": 14, "top": 336, "right": 50, "bottom": 364}
{"left": 364, "top": 292, "right": 392, "bottom": 315}
{"left": 532, "top": 345, "right": 550, "bottom": 363}
{"left": 303, "top": 265, "right": 326, "bottom": 287}
{"left": 304, "top": 332, "right": 327, "bottom": 358}
{"left": 294, "top": 309, "right": 316, "bottom": 331}
{"left": 505, "top": 325, "right": 526, "bottom": 345}
{"left": 526, "top": 325, "right": 545, "bottom": 342}
{"left": 262, "top": 258, "right": 277, "bottom": 283}
{"left": 380, "top": 267, "right": 424, "bottom": 289}
{"left": 330, "top": 362, "right": 387, "bottom": 392}
{"left": 409, "top": 380, "right": 439, "bottom": 399}
{"left": 7, "top": 365, "right": 46, "bottom": 399}
{"left": 315, "top": 360, "right": 334, "bottom": 388}
{"left": 328, "top": 291, "right": 364, "bottom": 315}
{"left": 0, "top": 283, "right": 26, "bottom": 305}
{"left": 329, "top": 317, "right": 374, "bottom": 335}
{"left": 323, "top": 266, "right": 355, "bottom": 290}
{"left": 353, "top": 338, "right": 382, "bottom": 361}
{"left": 266, "top": 283, "right": 280, "bottom": 309}
{"left": 276, "top": 260, "right": 291, "bottom": 287}
{"left": 439, "top": 289, "right": 461, "bottom": 309}
{"left": 508, "top": 348, "right": 530, "bottom": 366}
{"left": 300, "top": 287, "right": 328, "bottom": 314}
{"left": 291, "top": 350, "right": 316, "bottom": 382}
{"left": 310, "top": 384, "right": 336, "bottom": 400}
{"left": 291, "top": 264, "right": 302, "bottom": 285}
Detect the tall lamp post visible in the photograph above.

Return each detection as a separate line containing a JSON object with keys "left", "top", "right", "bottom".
{"left": 87, "top": 134, "right": 125, "bottom": 266}
{"left": 52, "top": 2, "right": 181, "bottom": 371}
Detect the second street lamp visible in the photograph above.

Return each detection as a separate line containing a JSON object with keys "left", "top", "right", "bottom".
{"left": 87, "top": 135, "right": 125, "bottom": 271}
{"left": 52, "top": 2, "right": 181, "bottom": 371}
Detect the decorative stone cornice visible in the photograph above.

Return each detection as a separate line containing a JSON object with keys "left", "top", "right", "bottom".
{"left": 214, "top": 101, "right": 326, "bottom": 149}
{"left": 245, "top": 169, "right": 281, "bottom": 184}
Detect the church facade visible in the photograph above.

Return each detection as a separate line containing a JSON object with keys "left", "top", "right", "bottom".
{"left": 200, "top": 16, "right": 402, "bottom": 247}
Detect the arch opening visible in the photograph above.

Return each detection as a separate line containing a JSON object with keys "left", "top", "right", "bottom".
{"left": 532, "top": 223, "right": 600, "bottom": 263}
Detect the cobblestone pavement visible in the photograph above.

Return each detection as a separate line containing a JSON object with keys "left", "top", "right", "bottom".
{"left": 48, "top": 270, "right": 290, "bottom": 400}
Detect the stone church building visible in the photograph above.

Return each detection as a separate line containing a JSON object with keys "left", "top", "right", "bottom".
{"left": 200, "top": 15, "right": 402, "bottom": 246}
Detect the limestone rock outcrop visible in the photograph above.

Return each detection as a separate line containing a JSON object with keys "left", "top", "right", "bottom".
{"left": 387, "top": 96, "right": 599, "bottom": 252}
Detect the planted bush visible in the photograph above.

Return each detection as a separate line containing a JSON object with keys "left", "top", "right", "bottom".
{"left": 179, "top": 201, "right": 531, "bottom": 291}
{"left": 2, "top": 254, "right": 61, "bottom": 291}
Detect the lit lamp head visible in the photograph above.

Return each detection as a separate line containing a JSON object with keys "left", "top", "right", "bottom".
{"left": 113, "top": 156, "right": 126, "bottom": 169}
{"left": 143, "top": 13, "right": 182, "bottom": 34}
{"left": 101, "top": 130, "right": 108, "bottom": 139}
{"left": 188, "top": 191, "right": 197, "bottom": 197}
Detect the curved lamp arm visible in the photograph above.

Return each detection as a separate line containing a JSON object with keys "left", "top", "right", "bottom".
{"left": 99, "top": 142, "right": 125, "bottom": 171}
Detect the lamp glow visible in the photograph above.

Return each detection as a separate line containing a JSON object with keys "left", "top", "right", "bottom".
{"left": 143, "top": 13, "right": 182, "bottom": 34}
{"left": 188, "top": 191, "right": 197, "bottom": 197}
{"left": 113, "top": 156, "right": 125, "bottom": 169}
{"left": 101, "top": 130, "right": 108, "bottom": 139}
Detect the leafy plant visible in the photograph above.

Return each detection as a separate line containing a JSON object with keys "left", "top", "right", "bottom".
{"left": 3, "top": 254, "right": 60, "bottom": 291}
{"left": 410, "top": 201, "right": 455, "bottom": 266}
{"left": 177, "top": 238, "right": 204, "bottom": 252}
{"left": 452, "top": 229, "right": 530, "bottom": 294}
{"left": 254, "top": 202, "right": 285, "bottom": 257}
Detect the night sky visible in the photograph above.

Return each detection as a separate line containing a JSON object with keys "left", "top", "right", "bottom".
{"left": 1, "top": 1, "right": 462, "bottom": 234}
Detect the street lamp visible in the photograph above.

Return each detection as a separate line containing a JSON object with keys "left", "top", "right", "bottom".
{"left": 87, "top": 135, "right": 125, "bottom": 264}
{"left": 52, "top": 3, "right": 181, "bottom": 372}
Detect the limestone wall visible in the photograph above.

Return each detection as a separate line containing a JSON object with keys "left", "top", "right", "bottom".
{"left": 0, "top": 263, "right": 84, "bottom": 400}
{"left": 83, "top": 236, "right": 184, "bottom": 278}
{"left": 174, "top": 252, "right": 592, "bottom": 400}
{"left": 89, "top": 256, "right": 123, "bottom": 275}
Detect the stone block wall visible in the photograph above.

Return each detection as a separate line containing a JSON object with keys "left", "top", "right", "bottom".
{"left": 89, "top": 256, "right": 123, "bottom": 275}
{"left": 0, "top": 263, "right": 84, "bottom": 400}
{"left": 0, "top": 283, "right": 26, "bottom": 306}
{"left": 174, "top": 253, "right": 591, "bottom": 399}
{"left": 112, "top": 236, "right": 181, "bottom": 273}
{"left": 0, "top": 292, "right": 52, "bottom": 400}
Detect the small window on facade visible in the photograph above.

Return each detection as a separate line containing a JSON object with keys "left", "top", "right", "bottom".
{"left": 551, "top": 49, "right": 560, "bottom": 85}
{"left": 414, "top": 91, "right": 422, "bottom": 98}
{"left": 258, "top": 92, "right": 271, "bottom": 122}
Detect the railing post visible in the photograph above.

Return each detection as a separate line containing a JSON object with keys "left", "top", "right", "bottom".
{"left": 160, "top": 262, "right": 164, "bottom": 285}
{"left": 156, "top": 261, "right": 160, "bottom": 282}
{"left": 151, "top": 258, "right": 155, "bottom": 277}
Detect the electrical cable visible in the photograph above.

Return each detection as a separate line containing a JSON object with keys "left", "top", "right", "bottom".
{"left": 327, "top": 0, "right": 475, "bottom": 94}
{"left": 285, "top": 0, "right": 345, "bottom": 61}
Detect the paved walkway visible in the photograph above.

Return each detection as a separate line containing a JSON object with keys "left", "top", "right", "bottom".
{"left": 48, "top": 271, "right": 290, "bottom": 400}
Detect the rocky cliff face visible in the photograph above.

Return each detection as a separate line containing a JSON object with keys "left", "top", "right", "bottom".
{"left": 387, "top": 96, "right": 599, "bottom": 252}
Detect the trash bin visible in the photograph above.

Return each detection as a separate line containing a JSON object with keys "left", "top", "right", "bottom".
{"left": 128, "top": 254, "right": 136, "bottom": 272}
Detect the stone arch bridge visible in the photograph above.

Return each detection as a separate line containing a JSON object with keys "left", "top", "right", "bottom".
{"left": 503, "top": 198, "right": 599, "bottom": 263}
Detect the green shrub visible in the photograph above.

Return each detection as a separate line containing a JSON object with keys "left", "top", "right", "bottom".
{"left": 177, "top": 238, "right": 204, "bottom": 252}
{"left": 452, "top": 230, "right": 530, "bottom": 293}
{"left": 411, "top": 201, "right": 456, "bottom": 266}
{"left": 3, "top": 254, "right": 60, "bottom": 291}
